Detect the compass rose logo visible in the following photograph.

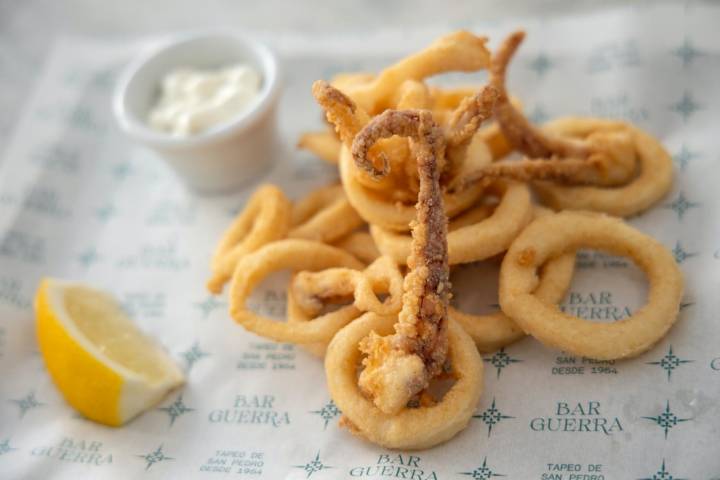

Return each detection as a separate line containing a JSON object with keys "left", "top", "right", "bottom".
{"left": 460, "top": 457, "right": 505, "bottom": 479}
{"left": 646, "top": 345, "right": 693, "bottom": 381}
{"left": 642, "top": 400, "right": 691, "bottom": 439}
{"left": 310, "top": 400, "right": 341, "bottom": 430}
{"left": 473, "top": 398, "right": 514, "bottom": 437}
{"left": 137, "top": 444, "right": 173, "bottom": 471}
{"left": 484, "top": 348, "right": 522, "bottom": 379}
{"left": 293, "top": 451, "right": 333, "bottom": 478}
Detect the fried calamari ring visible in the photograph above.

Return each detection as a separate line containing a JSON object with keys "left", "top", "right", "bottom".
{"left": 370, "top": 181, "right": 532, "bottom": 264}
{"left": 297, "top": 130, "right": 342, "bottom": 164}
{"left": 330, "top": 72, "right": 375, "bottom": 91}
{"left": 287, "top": 286, "right": 361, "bottom": 358}
{"left": 342, "top": 31, "right": 491, "bottom": 114}
{"left": 339, "top": 145, "right": 486, "bottom": 231}
{"left": 478, "top": 123, "right": 515, "bottom": 161}
{"left": 290, "top": 256, "right": 404, "bottom": 317}
{"left": 450, "top": 131, "right": 495, "bottom": 177}
{"left": 430, "top": 85, "right": 481, "bottom": 110}
{"left": 392, "top": 80, "right": 432, "bottom": 110}
{"left": 532, "top": 118, "right": 674, "bottom": 217}
{"left": 447, "top": 202, "right": 494, "bottom": 229}
{"left": 499, "top": 211, "right": 683, "bottom": 360}
{"left": 325, "top": 313, "right": 483, "bottom": 450}
{"left": 207, "top": 184, "right": 292, "bottom": 294}
{"left": 332, "top": 231, "right": 381, "bottom": 264}
{"left": 449, "top": 207, "right": 575, "bottom": 352}
{"left": 288, "top": 184, "right": 364, "bottom": 243}
{"left": 228, "top": 239, "right": 364, "bottom": 343}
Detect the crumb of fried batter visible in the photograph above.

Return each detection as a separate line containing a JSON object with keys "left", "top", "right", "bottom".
{"left": 516, "top": 248, "right": 536, "bottom": 267}
{"left": 358, "top": 331, "right": 427, "bottom": 415}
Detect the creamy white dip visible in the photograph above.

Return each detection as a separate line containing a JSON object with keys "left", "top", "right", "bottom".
{"left": 148, "top": 64, "right": 261, "bottom": 136}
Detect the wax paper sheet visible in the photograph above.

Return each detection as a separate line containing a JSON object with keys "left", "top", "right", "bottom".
{"left": 1, "top": 3, "right": 719, "bottom": 479}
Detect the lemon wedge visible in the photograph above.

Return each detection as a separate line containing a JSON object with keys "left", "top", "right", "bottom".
{"left": 34, "top": 278, "right": 184, "bottom": 426}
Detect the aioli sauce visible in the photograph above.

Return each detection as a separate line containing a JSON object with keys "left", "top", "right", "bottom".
{"left": 148, "top": 64, "right": 261, "bottom": 136}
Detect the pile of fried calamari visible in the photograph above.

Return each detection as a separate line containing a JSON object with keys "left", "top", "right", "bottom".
{"left": 208, "top": 31, "right": 683, "bottom": 450}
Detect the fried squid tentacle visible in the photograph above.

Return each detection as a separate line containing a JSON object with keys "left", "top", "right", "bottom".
{"left": 459, "top": 31, "right": 636, "bottom": 188}
{"left": 446, "top": 84, "right": 499, "bottom": 148}
{"left": 313, "top": 81, "right": 414, "bottom": 194}
{"left": 351, "top": 110, "right": 444, "bottom": 178}
{"left": 393, "top": 80, "right": 432, "bottom": 110}
{"left": 464, "top": 128, "right": 636, "bottom": 185}
{"left": 444, "top": 85, "right": 499, "bottom": 179}
{"left": 351, "top": 110, "right": 451, "bottom": 415}
{"left": 491, "top": 31, "right": 590, "bottom": 159}
{"left": 467, "top": 157, "right": 599, "bottom": 184}
{"left": 312, "top": 80, "right": 371, "bottom": 148}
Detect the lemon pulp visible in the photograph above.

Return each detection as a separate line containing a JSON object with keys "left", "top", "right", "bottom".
{"left": 64, "top": 286, "right": 171, "bottom": 382}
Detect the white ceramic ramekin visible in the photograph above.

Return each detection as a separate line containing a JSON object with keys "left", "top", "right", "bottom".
{"left": 113, "top": 32, "right": 281, "bottom": 194}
